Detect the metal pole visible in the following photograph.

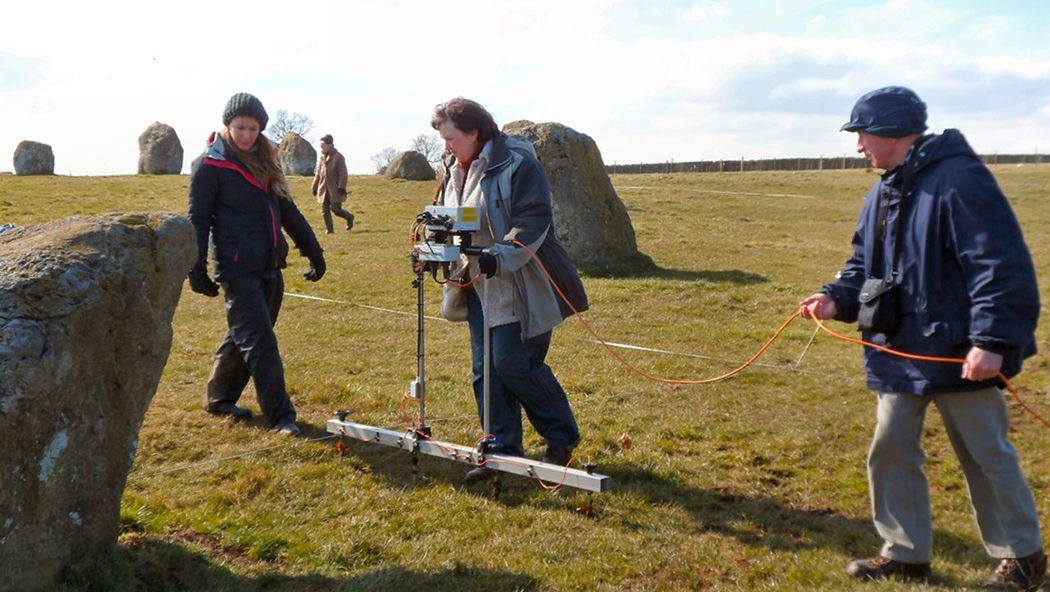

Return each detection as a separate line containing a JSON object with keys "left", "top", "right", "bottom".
{"left": 482, "top": 274, "right": 491, "bottom": 440}
{"left": 416, "top": 268, "right": 426, "bottom": 430}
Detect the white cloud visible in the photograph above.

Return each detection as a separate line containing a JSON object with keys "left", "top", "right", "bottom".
{"left": 1, "top": 0, "right": 1049, "bottom": 174}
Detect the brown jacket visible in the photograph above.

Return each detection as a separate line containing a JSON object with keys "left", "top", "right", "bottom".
{"left": 311, "top": 148, "right": 348, "bottom": 204}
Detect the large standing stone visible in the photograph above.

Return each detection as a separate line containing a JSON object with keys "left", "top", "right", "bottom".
{"left": 0, "top": 213, "right": 196, "bottom": 592}
{"left": 137, "top": 122, "right": 184, "bottom": 174}
{"left": 278, "top": 132, "right": 317, "bottom": 176}
{"left": 12, "top": 141, "right": 54, "bottom": 176}
{"left": 502, "top": 121, "right": 644, "bottom": 270}
{"left": 385, "top": 150, "right": 436, "bottom": 181}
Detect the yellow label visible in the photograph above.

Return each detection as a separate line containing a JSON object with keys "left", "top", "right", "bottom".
{"left": 460, "top": 208, "right": 479, "bottom": 223}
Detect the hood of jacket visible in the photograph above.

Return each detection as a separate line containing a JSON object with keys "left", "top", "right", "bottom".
{"left": 902, "top": 128, "right": 978, "bottom": 179}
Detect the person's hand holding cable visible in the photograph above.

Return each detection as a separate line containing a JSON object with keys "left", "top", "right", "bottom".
{"left": 798, "top": 293, "right": 837, "bottom": 320}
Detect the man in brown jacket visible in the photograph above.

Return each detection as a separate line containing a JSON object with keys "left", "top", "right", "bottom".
{"left": 311, "top": 134, "right": 354, "bottom": 233}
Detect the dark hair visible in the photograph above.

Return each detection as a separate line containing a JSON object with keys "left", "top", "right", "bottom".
{"left": 431, "top": 97, "right": 499, "bottom": 145}
{"left": 320, "top": 134, "right": 334, "bottom": 145}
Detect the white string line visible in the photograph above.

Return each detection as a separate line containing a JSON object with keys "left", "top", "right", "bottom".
{"left": 285, "top": 289, "right": 445, "bottom": 321}
{"left": 285, "top": 291, "right": 860, "bottom": 381}
{"left": 616, "top": 185, "right": 817, "bottom": 199}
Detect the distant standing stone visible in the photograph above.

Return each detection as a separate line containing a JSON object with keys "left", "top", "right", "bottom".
{"left": 502, "top": 121, "right": 643, "bottom": 270}
{"left": 385, "top": 150, "right": 436, "bottom": 181}
{"left": 137, "top": 122, "right": 184, "bottom": 174}
{"left": 278, "top": 132, "right": 317, "bottom": 176}
{"left": 13, "top": 140, "right": 54, "bottom": 175}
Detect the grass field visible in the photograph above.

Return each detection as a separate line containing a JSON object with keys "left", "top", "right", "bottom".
{"left": 1, "top": 166, "right": 1048, "bottom": 591}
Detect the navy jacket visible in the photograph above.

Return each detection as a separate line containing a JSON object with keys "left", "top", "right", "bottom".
{"left": 189, "top": 134, "right": 322, "bottom": 281}
{"left": 822, "top": 129, "right": 1039, "bottom": 394}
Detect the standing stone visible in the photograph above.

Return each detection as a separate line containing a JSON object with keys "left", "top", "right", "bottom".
{"left": 385, "top": 150, "right": 436, "bottom": 181}
{"left": 502, "top": 121, "right": 645, "bottom": 270}
{"left": 278, "top": 132, "right": 317, "bottom": 176}
{"left": 12, "top": 141, "right": 54, "bottom": 176}
{"left": 137, "top": 122, "right": 184, "bottom": 174}
{"left": 0, "top": 212, "right": 196, "bottom": 592}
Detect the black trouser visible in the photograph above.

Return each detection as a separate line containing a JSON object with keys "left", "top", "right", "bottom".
{"left": 322, "top": 198, "right": 354, "bottom": 233}
{"left": 206, "top": 271, "right": 296, "bottom": 427}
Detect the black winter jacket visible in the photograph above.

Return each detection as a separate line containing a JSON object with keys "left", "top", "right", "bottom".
{"left": 189, "top": 134, "right": 322, "bottom": 281}
{"left": 822, "top": 129, "right": 1039, "bottom": 394}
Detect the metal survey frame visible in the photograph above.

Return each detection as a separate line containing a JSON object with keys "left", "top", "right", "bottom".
{"left": 326, "top": 413, "right": 609, "bottom": 493}
{"left": 325, "top": 205, "right": 610, "bottom": 494}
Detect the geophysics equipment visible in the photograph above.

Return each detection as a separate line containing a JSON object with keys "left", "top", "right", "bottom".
{"left": 326, "top": 206, "right": 609, "bottom": 496}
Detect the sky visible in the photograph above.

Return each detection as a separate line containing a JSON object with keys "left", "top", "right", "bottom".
{"left": 2, "top": 0, "right": 1049, "bottom": 176}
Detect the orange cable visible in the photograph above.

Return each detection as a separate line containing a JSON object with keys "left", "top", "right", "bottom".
{"left": 510, "top": 239, "right": 798, "bottom": 385}
{"left": 811, "top": 317, "right": 1050, "bottom": 428}
{"left": 511, "top": 239, "right": 1049, "bottom": 428}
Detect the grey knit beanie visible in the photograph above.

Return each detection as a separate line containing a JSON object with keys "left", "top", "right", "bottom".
{"left": 222, "top": 92, "right": 269, "bottom": 130}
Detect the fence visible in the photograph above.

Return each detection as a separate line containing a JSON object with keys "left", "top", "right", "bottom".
{"left": 605, "top": 154, "right": 1047, "bottom": 175}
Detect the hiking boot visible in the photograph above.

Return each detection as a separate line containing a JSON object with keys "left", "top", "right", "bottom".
{"left": 464, "top": 465, "right": 494, "bottom": 482}
{"left": 984, "top": 550, "right": 1047, "bottom": 591}
{"left": 541, "top": 445, "right": 575, "bottom": 467}
{"left": 205, "top": 403, "right": 252, "bottom": 420}
{"left": 846, "top": 556, "right": 931, "bottom": 582}
{"left": 273, "top": 421, "right": 301, "bottom": 436}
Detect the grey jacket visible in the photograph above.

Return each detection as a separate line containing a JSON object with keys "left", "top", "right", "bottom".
{"left": 438, "top": 133, "right": 588, "bottom": 339}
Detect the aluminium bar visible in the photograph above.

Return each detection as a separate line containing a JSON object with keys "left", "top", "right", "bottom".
{"left": 326, "top": 418, "right": 610, "bottom": 493}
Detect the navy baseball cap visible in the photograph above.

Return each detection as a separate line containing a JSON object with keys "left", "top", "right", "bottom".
{"left": 841, "top": 86, "right": 927, "bottom": 137}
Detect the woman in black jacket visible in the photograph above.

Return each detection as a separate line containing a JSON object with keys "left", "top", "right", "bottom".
{"left": 187, "top": 92, "right": 325, "bottom": 436}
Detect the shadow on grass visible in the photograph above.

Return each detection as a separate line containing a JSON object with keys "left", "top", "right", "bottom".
{"left": 63, "top": 537, "right": 538, "bottom": 592}
{"left": 578, "top": 252, "right": 768, "bottom": 284}
{"left": 601, "top": 463, "right": 981, "bottom": 586}
{"left": 257, "top": 423, "right": 979, "bottom": 588}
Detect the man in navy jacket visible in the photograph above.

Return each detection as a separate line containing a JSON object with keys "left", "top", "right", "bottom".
{"left": 799, "top": 87, "right": 1045, "bottom": 590}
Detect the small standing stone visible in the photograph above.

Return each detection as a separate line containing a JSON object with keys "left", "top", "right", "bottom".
{"left": 13, "top": 140, "right": 55, "bottom": 175}
{"left": 278, "top": 132, "right": 317, "bottom": 176}
{"left": 137, "top": 122, "right": 184, "bottom": 174}
{"left": 385, "top": 150, "right": 436, "bottom": 181}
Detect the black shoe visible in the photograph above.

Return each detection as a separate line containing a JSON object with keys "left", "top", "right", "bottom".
{"left": 206, "top": 403, "right": 252, "bottom": 420}
{"left": 464, "top": 466, "right": 494, "bottom": 482}
{"left": 846, "top": 556, "right": 931, "bottom": 582}
{"left": 984, "top": 550, "right": 1047, "bottom": 591}
{"left": 541, "top": 445, "right": 575, "bottom": 467}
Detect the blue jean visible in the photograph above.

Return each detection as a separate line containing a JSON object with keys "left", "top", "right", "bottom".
{"left": 466, "top": 290, "right": 579, "bottom": 456}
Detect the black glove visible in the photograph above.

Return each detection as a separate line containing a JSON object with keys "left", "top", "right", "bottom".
{"left": 338, "top": 187, "right": 347, "bottom": 197}
{"left": 188, "top": 266, "right": 219, "bottom": 297}
{"left": 311, "top": 187, "right": 318, "bottom": 196}
{"left": 303, "top": 254, "right": 326, "bottom": 282}
{"left": 478, "top": 253, "right": 497, "bottom": 278}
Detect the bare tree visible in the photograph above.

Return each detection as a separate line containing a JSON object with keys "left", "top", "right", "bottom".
{"left": 370, "top": 147, "right": 398, "bottom": 174}
{"left": 265, "top": 109, "right": 315, "bottom": 142}
{"left": 410, "top": 134, "right": 444, "bottom": 167}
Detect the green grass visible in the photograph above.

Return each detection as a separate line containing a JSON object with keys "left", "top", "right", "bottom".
{"left": 2, "top": 167, "right": 1048, "bottom": 591}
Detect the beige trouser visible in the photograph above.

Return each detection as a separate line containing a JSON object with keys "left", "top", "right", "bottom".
{"left": 869, "top": 387, "right": 1043, "bottom": 563}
